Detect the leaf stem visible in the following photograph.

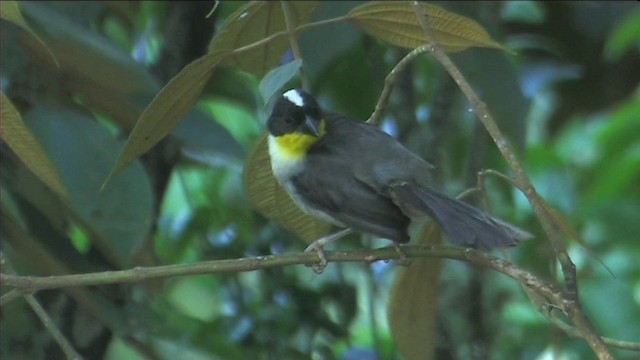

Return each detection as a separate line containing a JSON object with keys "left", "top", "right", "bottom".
{"left": 367, "top": 45, "right": 430, "bottom": 125}
{"left": 281, "top": 1, "right": 308, "bottom": 90}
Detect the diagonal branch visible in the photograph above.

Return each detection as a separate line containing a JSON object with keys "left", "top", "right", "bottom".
{"left": 409, "top": 1, "right": 611, "bottom": 359}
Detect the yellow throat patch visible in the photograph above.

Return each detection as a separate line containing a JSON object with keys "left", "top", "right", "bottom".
{"left": 272, "top": 120, "right": 326, "bottom": 160}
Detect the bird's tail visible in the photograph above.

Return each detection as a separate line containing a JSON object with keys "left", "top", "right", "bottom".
{"left": 390, "top": 184, "right": 533, "bottom": 250}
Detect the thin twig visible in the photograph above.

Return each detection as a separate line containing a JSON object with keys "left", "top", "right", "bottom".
{"left": 229, "top": 16, "right": 345, "bottom": 56}
{"left": 2, "top": 255, "right": 83, "bottom": 360}
{"left": 0, "top": 288, "right": 30, "bottom": 306}
{"left": 281, "top": 1, "right": 308, "bottom": 90}
{"left": 547, "top": 314, "right": 640, "bottom": 352}
{"left": 25, "top": 295, "right": 84, "bottom": 360}
{"left": 367, "top": 46, "right": 430, "bottom": 125}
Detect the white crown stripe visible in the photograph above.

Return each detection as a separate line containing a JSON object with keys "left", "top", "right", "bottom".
{"left": 283, "top": 89, "right": 304, "bottom": 107}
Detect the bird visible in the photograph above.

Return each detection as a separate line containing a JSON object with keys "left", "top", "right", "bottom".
{"left": 266, "top": 88, "right": 532, "bottom": 258}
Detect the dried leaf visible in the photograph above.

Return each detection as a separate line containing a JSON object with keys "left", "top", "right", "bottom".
{"left": 348, "top": 1, "right": 506, "bottom": 52}
{"left": 0, "top": 92, "right": 68, "bottom": 200}
{"left": 105, "top": 52, "right": 225, "bottom": 183}
{"left": 0, "top": 1, "right": 58, "bottom": 65}
{"left": 243, "top": 133, "right": 332, "bottom": 243}
{"left": 388, "top": 224, "right": 443, "bottom": 360}
{"left": 209, "top": 2, "right": 321, "bottom": 77}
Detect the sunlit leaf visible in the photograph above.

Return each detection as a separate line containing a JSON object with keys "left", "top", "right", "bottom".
{"left": 259, "top": 59, "right": 303, "bottom": 103}
{"left": 209, "top": 1, "right": 321, "bottom": 77}
{"left": 243, "top": 133, "right": 332, "bottom": 243}
{"left": 604, "top": 9, "right": 640, "bottom": 61}
{"left": 106, "top": 52, "right": 225, "bottom": 183}
{"left": 388, "top": 224, "right": 443, "bottom": 360}
{"left": 25, "top": 108, "right": 154, "bottom": 267}
{"left": 0, "top": 1, "right": 58, "bottom": 65}
{"left": 347, "top": 1, "right": 506, "bottom": 52}
{"left": 0, "top": 92, "right": 68, "bottom": 200}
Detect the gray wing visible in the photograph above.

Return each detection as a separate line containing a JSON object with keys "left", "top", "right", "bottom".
{"left": 322, "top": 114, "right": 434, "bottom": 191}
{"left": 291, "top": 148, "right": 410, "bottom": 243}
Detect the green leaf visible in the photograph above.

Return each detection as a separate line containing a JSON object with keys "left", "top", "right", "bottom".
{"left": 347, "top": 1, "right": 506, "bottom": 52}
{"left": 106, "top": 52, "right": 225, "bottom": 183}
{"left": 0, "top": 92, "right": 69, "bottom": 200}
{"left": 18, "top": 2, "right": 158, "bottom": 132}
{"left": 243, "top": 133, "right": 332, "bottom": 243}
{"left": 208, "top": 2, "right": 321, "bottom": 77}
{"left": 258, "top": 59, "right": 303, "bottom": 103}
{"left": 604, "top": 9, "right": 640, "bottom": 61}
{"left": 25, "top": 108, "right": 154, "bottom": 267}
{"left": 388, "top": 225, "right": 443, "bottom": 360}
{"left": 0, "top": 1, "right": 58, "bottom": 66}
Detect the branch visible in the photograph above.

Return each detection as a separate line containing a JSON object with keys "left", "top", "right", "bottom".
{"left": 281, "top": 1, "right": 308, "bottom": 90}
{"left": 410, "top": 2, "right": 611, "bottom": 359}
{"left": 546, "top": 312, "right": 640, "bottom": 352}
{"left": 0, "top": 246, "right": 544, "bottom": 292}
{"left": 25, "top": 294, "right": 84, "bottom": 360}
{"left": 2, "top": 254, "right": 83, "bottom": 360}
{"left": 4, "top": 246, "right": 638, "bottom": 354}
{"left": 367, "top": 45, "right": 431, "bottom": 125}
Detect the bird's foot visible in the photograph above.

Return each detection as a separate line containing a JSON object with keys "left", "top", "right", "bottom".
{"left": 392, "top": 242, "right": 411, "bottom": 266}
{"left": 304, "top": 228, "right": 353, "bottom": 273}
{"left": 304, "top": 243, "right": 328, "bottom": 274}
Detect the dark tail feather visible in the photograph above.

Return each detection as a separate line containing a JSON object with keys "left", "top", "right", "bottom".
{"left": 390, "top": 185, "right": 533, "bottom": 250}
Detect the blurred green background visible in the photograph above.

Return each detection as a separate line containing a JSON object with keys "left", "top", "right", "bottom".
{"left": 1, "top": 1, "right": 639, "bottom": 359}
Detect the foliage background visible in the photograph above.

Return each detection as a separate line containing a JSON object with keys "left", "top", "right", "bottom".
{"left": 1, "top": 1, "right": 639, "bottom": 359}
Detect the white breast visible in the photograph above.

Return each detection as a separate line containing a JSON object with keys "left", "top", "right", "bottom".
{"left": 268, "top": 136, "right": 304, "bottom": 182}
{"left": 267, "top": 136, "right": 343, "bottom": 226}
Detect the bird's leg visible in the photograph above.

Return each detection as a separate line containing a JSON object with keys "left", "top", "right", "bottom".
{"left": 305, "top": 228, "right": 354, "bottom": 273}
{"left": 391, "top": 241, "right": 410, "bottom": 266}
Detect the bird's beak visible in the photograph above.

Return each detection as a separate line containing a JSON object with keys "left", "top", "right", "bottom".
{"left": 304, "top": 116, "right": 322, "bottom": 137}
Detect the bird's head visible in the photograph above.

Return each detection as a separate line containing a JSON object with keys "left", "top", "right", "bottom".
{"left": 267, "top": 89, "right": 326, "bottom": 158}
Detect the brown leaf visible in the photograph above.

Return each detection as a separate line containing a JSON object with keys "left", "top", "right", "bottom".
{"left": 243, "top": 133, "right": 332, "bottom": 243}
{"left": 0, "top": 92, "right": 69, "bottom": 200}
{"left": 348, "top": 1, "right": 506, "bottom": 52}
{"left": 0, "top": 1, "right": 58, "bottom": 65}
{"left": 105, "top": 52, "right": 225, "bottom": 184}
{"left": 388, "top": 224, "right": 443, "bottom": 360}
{"left": 208, "top": 1, "right": 321, "bottom": 77}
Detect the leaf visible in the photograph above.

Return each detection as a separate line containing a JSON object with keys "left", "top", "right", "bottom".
{"left": 0, "top": 92, "right": 69, "bottom": 200}
{"left": 19, "top": 2, "right": 159, "bottom": 131}
{"left": 208, "top": 2, "right": 321, "bottom": 77}
{"left": 0, "top": 1, "right": 58, "bottom": 66}
{"left": 243, "top": 133, "right": 332, "bottom": 243}
{"left": 25, "top": 108, "right": 154, "bottom": 267}
{"left": 106, "top": 52, "right": 225, "bottom": 183}
{"left": 604, "top": 9, "right": 640, "bottom": 61}
{"left": 388, "top": 224, "right": 443, "bottom": 360}
{"left": 347, "top": 1, "right": 506, "bottom": 52}
{"left": 259, "top": 59, "right": 303, "bottom": 104}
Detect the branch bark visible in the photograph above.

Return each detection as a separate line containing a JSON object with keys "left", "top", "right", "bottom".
{"left": 3, "top": 246, "right": 637, "bottom": 353}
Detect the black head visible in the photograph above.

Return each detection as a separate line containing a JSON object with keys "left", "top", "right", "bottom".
{"left": 267, "top": 89, "right": 324, "bottom": 137}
